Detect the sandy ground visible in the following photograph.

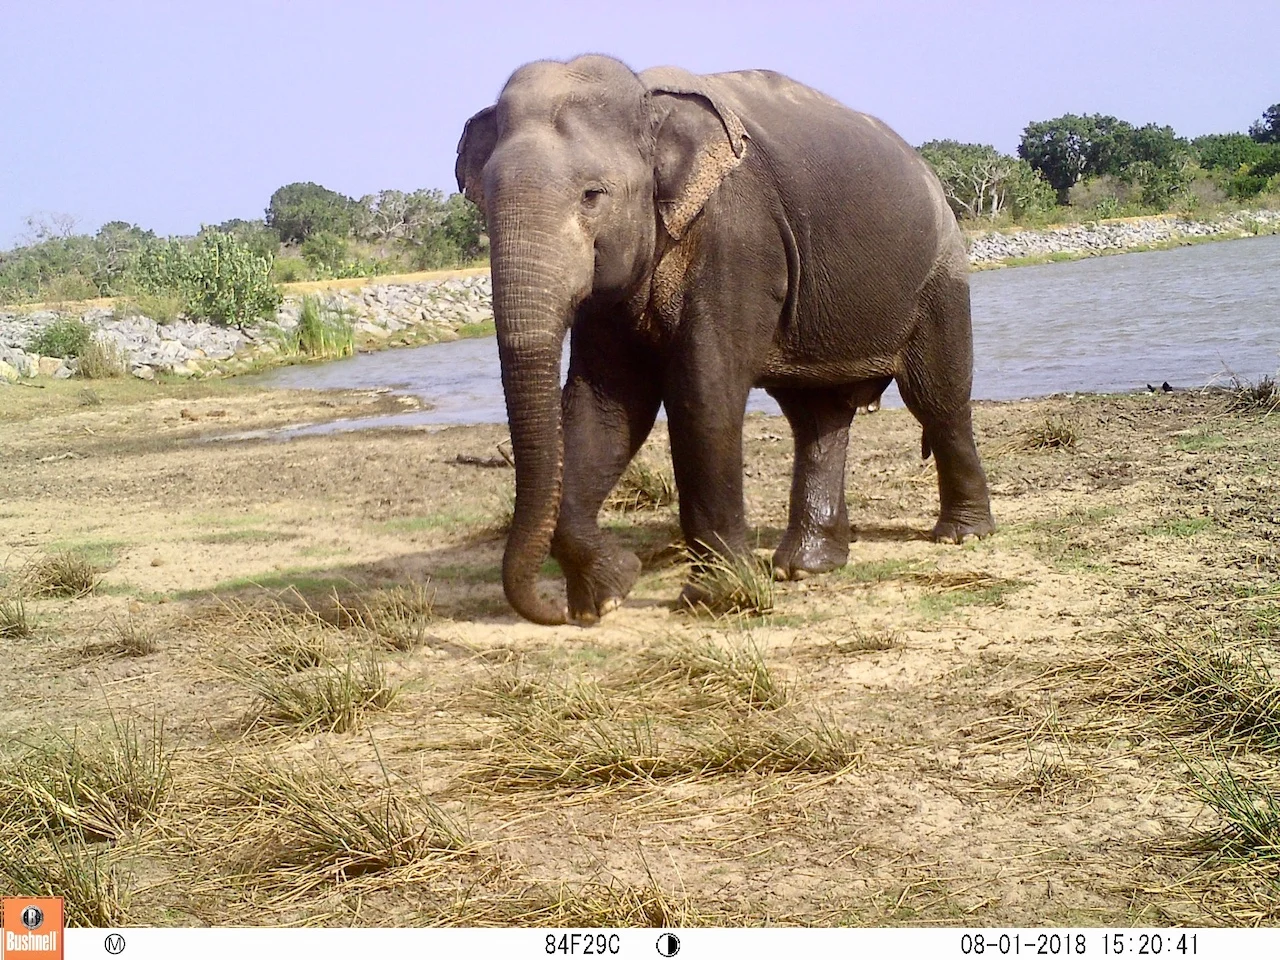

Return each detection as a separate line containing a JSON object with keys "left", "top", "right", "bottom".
{"left": 1, "top": 375, "right": 1278, "bottom": 927}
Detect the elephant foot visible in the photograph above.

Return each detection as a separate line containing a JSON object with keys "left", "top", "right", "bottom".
{"left": 772, "top": 531, "right": 849, "bottom": 581}
{"left": 931, "top": 513, "right": 996, "bottom": 544}
{"left": 563, "top": 548, "right": 642, "bottom": 625}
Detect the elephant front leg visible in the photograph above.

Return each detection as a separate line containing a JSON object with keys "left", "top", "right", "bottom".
{"left": 551, "top": 324, "right": 662, "bottom": 624}
{"left": 767, "top": 386, "right": 858, "bottom": 580}
{"left": 664, "top": 365, "right": 754, "bottom": 608}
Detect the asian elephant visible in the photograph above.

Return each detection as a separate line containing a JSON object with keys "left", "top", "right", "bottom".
{"left": 455, "top": 55, "right": 994, "bottom": 626}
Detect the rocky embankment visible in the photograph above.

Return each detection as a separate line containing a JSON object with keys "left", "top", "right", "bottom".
{"left": 0, "top": 274, "right": 494, "bottom": 383}
{"left": 965, "top": 208, "right": 1280, "bottom": 266}
{"left": 2, "top": 209, "right": 1278, "bottom": 384}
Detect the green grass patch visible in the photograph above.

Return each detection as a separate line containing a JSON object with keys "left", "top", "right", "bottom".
{"left": 46, "top": 539, "right": 126, "bottom": 568}
{"left": 195, "top": 529, "right": 294, "bottom": 545}
{"left": 432, "top": 562, "right": 503, "bottom": 585}
{"left": 374, "top": 510, "right": 489, "bottom": 534}
{"left": 1145, "top": 516, "right": 1215, "bottom": 538}
{"left": 1176, "top": 431, "right": 1229, "bottom": 453}
{"left": 457, "top": 319, "right": 496, "bottom": 339}
{"left": 835, "top": 558, "right": 920, "bottom": 583}
{"left": 917, "top": 579, "right": 1024, "bottom": 618}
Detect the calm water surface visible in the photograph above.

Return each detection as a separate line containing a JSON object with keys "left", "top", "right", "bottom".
{"left": 254, "top": 234, "right": 1280, "bottom": 435}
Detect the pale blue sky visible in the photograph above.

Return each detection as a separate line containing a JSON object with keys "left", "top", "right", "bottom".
{"left": 1, "top": 0, "right": 1275, "bottom": 248}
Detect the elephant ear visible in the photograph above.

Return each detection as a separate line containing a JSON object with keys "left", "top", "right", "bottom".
{"left": 642, "top": 67, "right": 748, "bottom": 241}
{"left": 455, "top": 105, "right": 498, "bottom": 206}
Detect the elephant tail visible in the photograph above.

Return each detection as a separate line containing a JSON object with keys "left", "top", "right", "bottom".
{"left": 921, "top": 432, "right": 932, "bottom": 461}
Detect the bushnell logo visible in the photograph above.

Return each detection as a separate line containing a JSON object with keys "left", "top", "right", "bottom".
{"left": 2, "top": 897, "right": 64, "bottom": 958}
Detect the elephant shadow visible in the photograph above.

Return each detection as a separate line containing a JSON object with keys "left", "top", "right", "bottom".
{"left": 185, "top": 520, "right": 689, "bottom": 627}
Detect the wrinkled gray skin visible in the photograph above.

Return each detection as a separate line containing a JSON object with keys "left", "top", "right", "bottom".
{"left": 456, "top": 55, "right": 995, "bottom": 626}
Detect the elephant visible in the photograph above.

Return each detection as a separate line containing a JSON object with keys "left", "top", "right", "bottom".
{"left": 455, "top": 54, "right": 995, "bottom": 626}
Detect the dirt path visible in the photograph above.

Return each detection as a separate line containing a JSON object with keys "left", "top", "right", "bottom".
{"left": 1, "top": 377, "right": 1277, "bottom": 926}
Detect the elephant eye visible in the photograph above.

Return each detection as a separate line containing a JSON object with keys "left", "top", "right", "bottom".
{"left": 582, "top": 186, "right": 606, "bottom": 207}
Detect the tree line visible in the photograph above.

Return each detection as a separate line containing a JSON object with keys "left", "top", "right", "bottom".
{"left": 2, "top": 102, "right": 1276, "bottom": 309}
{"left": 920, "top": 102, "right": 1280, "bottom": 222}
{"left": 0, "top": 185, "right": 487, "bottom": 308}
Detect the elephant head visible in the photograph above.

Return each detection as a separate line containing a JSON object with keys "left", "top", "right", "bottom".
{"left": 456, "top": 55, "right": 747, "bottom": 624}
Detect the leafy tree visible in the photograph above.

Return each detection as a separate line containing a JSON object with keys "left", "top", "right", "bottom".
{"left": 93, "top": 221, "right": 155, "bottom": 295}
{"left": 265, "top": 182, "right": 358, "bottom": 243}
{"left": 918, "top": 141, "right": 1052, "bottom": 220}
{"left": 1250, "top": 103, "right": 1280, "bottom": 144}
{"left": 1193, "top": 133, "right": 1269, "bottom": 170}
{"left": 1018, "top": 115, "right": 1095, "bottom": 199}
{"left": 1121, "top": 123, "right": 1188, "bottom": 170}
{"left": 439, "top": 193, "right": 486, "bottom": 260}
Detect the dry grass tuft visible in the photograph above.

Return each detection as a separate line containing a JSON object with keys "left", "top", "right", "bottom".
{"left": 214, "top": 596, "right": 339, "bottom": 671}
{"left": 342, "top": 581, "right": 437, "bottom": 651}
{"left": 211, "top": 755, "right": 471, "bottom": 893}
{"left": 224, "top": 647, "right": 400, "bottom": 734}
{"left": 486, "top": 876, "right": 708, "bottom": 926}
{"left": 634, "top": 635, "right": 788, "bottom": 711}
{"left": 682, "top": 545, "right": 775, "bottom": 618}
{"left": 471, "top": 708, "right": 857, "bottom": 791}
{"left": 0, "top": 833, "right": 132, "bottom": 926}
{"left": 1134, "top": 630, "right": 1280, "bottom": 749}
{"left": 22, "top": 551, "right": 100, "bottom": 598}
{"left": 829, "top": 628, "right": 902, "bottom": 653}
{"left": 607, "top": 460, "right": 676, "bottom": 512}
{"left": 1020, "top": 416, "right": 1080, "bottom": 450}
{"left": 76, "top": 338, "right": 127, "bottom": 379}
{"left": 1226, "top": 375, "right": 1280, "bottom": 416}
{"left": 0, "top": 593, "right": 33, "bottom": 639}
{"left": 84, "top": 613, "right": 160, "bottom": 658}
{"left": 0, "top": 716, "right": 173, "bottom": 843}
{"left": 1188, "top": 761, "right": 1280, "bottom": 865}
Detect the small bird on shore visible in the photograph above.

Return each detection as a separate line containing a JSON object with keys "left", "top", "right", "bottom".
{"left": 1162, "top": 381, "right": 1173, "bottom": 393}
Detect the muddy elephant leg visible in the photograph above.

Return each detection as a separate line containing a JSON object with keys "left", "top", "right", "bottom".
{"left": 767, "top": 386, "right": 857, "bottom": 579}
{"left": 551, "top": 319, "right": 663, "bottom": 623}
{"left": 897, "top": 276, "right": 996, "bottom": 542}
{"left": 663, "top": 351, "right": 755, "bottom": 604}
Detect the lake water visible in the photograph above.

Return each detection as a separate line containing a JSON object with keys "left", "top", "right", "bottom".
{"left": 253, "top": 234, "right": 1280, "bottom": 435}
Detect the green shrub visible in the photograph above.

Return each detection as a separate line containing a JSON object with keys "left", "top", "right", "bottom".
{"left": 182, "top": 230, "right": 282, "bottom": 328}
{"left": 271, "top": 256, "right": 311, "bottom": 283}
{"left": 300, "top": 232, "right": 349, "bottom": 274}
{"left": 134, "top": 232, "right": 281, "bottom": 328}
{"left": 289, "top": 295, "right": 355, "bottom": 359}
{"left": 26, "top": 317, "right": 92, "bottom": 358}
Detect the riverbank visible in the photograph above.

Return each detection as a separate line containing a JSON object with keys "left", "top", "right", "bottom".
{"left": 1, "top": 377, "right": 1277, "bottom": 924}
{"left": 2, "top": 207, "right": 1277, "bottom": 385}
{"left": 964, "top": 207, "right": 1280, "bottom": 268}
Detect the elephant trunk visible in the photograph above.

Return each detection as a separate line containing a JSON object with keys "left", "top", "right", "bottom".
{"left": 490, "top": 203, "right": 582, "bottom": 626}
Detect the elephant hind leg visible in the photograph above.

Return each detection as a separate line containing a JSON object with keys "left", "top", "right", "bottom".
{"left": 896, "top": 275, "right": 995, "bottom": 543}
{"left": 768, "top": 385, "right": 867, "bottom": 580}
